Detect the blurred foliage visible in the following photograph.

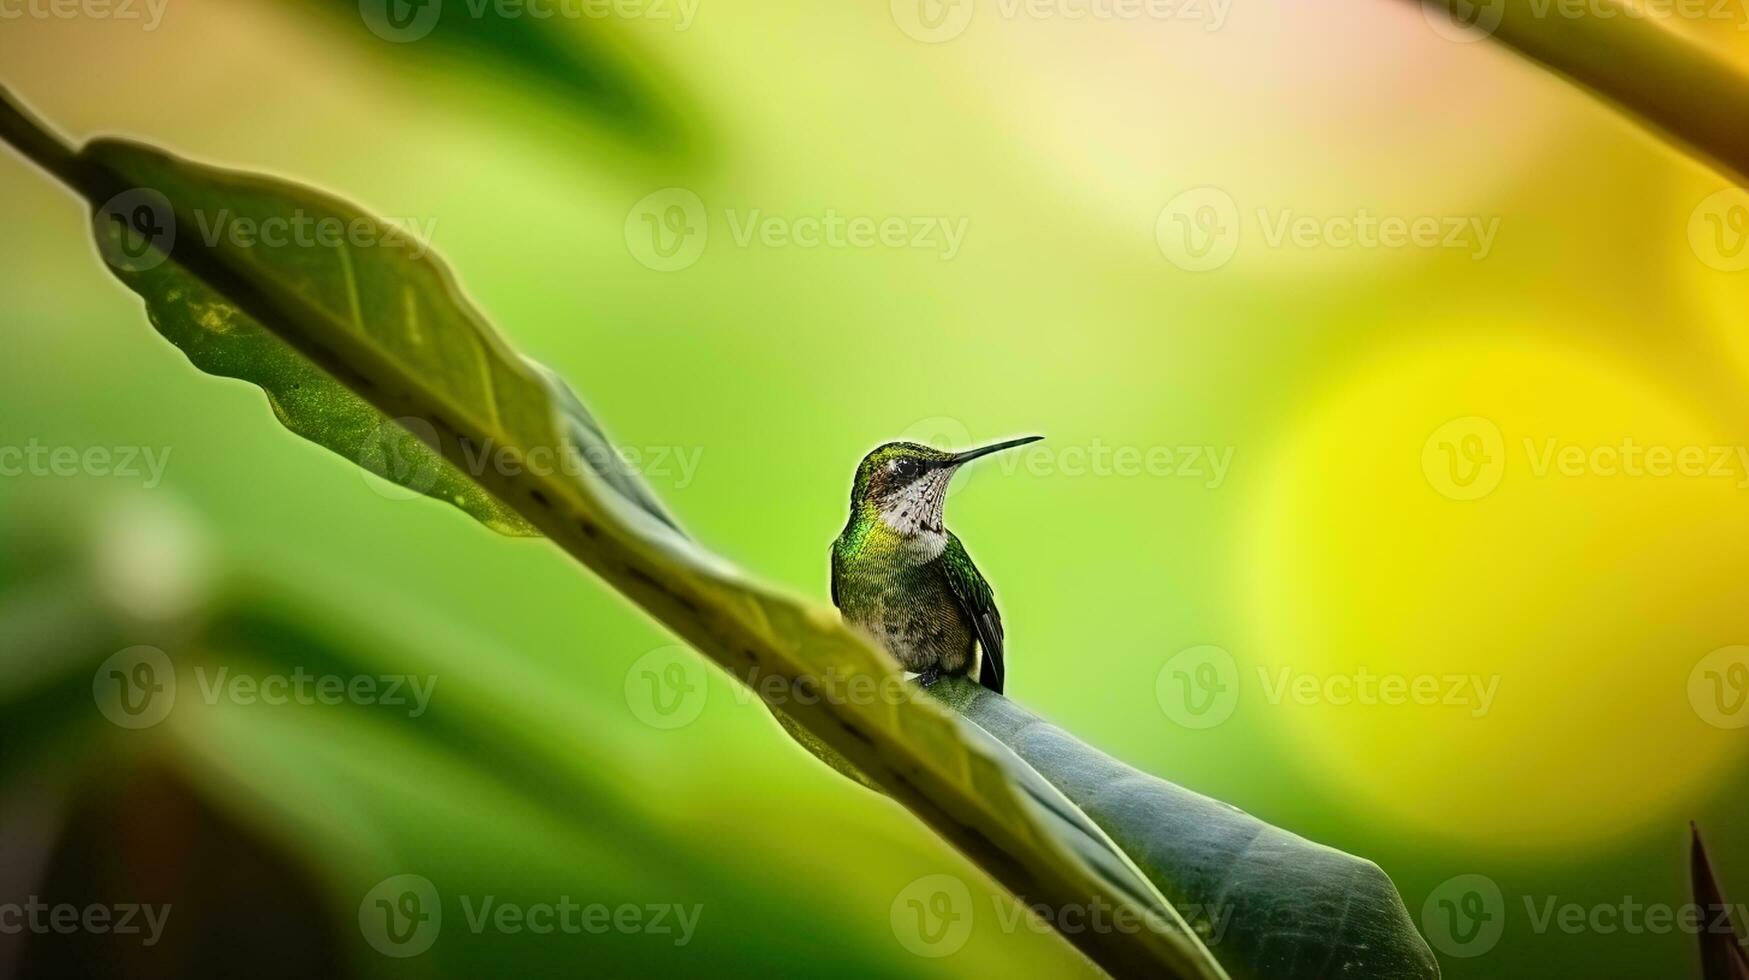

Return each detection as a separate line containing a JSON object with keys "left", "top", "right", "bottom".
{"left": 288, "top": 0, "right": 701, "bottom": 155}
{"left": 0, "top": 495, "right": 914, "bottom": 976}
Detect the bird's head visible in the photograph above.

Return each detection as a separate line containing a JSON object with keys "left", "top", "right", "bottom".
{"left": 850, "top": 436, "right": 1043, "bottom": 535}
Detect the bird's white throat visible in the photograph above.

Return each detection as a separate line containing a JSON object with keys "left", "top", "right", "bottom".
{"left": 877, "top": 469, "right": 953, "bottom": 560}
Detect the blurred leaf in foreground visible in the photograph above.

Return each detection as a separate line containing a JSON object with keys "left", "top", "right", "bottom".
{"left": 290, "top": 0, "right": 699, "bottom": 154}
{"left": 0, "top": 494, "right": 912, "bottom": 978}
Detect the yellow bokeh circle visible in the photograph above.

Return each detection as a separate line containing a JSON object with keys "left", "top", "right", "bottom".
{"left": 1245, "top": 335, "right": 1749, "bottom": 850}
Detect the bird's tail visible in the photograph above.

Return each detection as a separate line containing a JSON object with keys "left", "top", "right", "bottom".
{"left": 978, "top": 652, "right": 1004, "bottom": 695}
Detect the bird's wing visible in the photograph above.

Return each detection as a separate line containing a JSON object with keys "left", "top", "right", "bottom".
{"left": 942, "top": 533, "right": 1005, "bottom": 694}
{"left": 829, "top": 540, "right": 843, "bottom": 608}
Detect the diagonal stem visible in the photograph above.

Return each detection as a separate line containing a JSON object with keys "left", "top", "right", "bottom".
{"left": 1412, "top": 0, "right": 1749, "bottom": 184}
{"left": 0, "top": 86, "right": 103, "bottom": 202}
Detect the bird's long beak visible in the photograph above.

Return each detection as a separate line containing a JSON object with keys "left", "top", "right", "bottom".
{"left": 945, "top": 435, "right": 1044, "bottom": 467}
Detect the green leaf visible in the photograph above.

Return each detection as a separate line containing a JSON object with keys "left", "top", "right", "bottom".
{"left": 1691, "top": 823, "right": 1749, "bottom": 980}
{"left": 1415, "top": 0, "right": 1749, "bottom": 182}
{"left": 0, "top": 89, "right": 1229, "bottom": 978}
{"left": 928, "top": 678, "right": 1439, "bottom": 980}
{"left": 290, "top": 0, "right": 699, "bottom": 153}
{"left": 112, "top": 218, "right": 544, "bottom": 538}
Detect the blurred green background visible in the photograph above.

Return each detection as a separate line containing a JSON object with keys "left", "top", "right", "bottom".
{"left": 4, "top": 0, "right": 1749, "bottom": 976}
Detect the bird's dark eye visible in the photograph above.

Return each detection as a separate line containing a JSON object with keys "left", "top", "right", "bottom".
{"left": 895, "top": 458, "right": 920, "bottom": 477}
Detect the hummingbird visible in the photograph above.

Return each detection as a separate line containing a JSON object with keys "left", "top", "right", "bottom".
{"left": 830, "top": 436, "right": 1042, "bottom": 694}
